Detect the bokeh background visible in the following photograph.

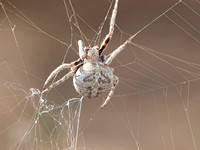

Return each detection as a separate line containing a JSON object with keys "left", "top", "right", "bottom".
{"left": 0, "top": 0, "right": 200, "bottom": 149}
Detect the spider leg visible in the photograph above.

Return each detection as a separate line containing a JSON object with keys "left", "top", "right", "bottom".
{"left": 99, "top": 0, "right": 119, "bottom": 55}
{"left": 105, "top": 40, "right": 129, "bottom": 65}
{"left": 78, "top": 40, "right": 88, "bottom": 60}
{"left": 43, "top": 63, "right": 71, "bottom": 90}
{"left": 42, "top": 70, "right": 75, "bottom": 94}
{"left": 42, "top": 39, "right": 85, "bottom": 94}
{"left": 101, "top": 76, "right": 119, "bottom": 109}
{"left": 42, "top": 59, "right": 82, "bottom": 91}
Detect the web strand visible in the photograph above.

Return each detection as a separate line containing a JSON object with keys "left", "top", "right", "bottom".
{"left": 0, "top": 0, "right": 200, "bottom": 149}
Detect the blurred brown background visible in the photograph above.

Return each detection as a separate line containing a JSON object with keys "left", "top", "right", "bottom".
{"left": 0, "top": 0, "right": 200, "bottom": 149}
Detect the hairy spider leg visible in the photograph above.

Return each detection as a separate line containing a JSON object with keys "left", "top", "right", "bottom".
{"left": 101, "top": 76, "right": 119, "bottom": 108}
{"left": 105, "top": 40, "right": 129, "bottom": 65}
{"left": 43, "top": 63, "right": 71, "bottom": 90}
{"left": 78, "top": 40, "right": 88, "bottom": 60}
{"left": 99, "top": 0, "right": 119, "bottom": 55}
{"left": 42, "top": 70, "right": 75, "bottom": 94}
{"left": 42, "top": 59, "right": 82, "bottom": 93}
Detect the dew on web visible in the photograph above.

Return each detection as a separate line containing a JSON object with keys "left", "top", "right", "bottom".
{"left": 0, "top": 0, "right": 200, "bottom": 150}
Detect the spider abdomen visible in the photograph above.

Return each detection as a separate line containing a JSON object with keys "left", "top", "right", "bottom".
{"left": 73, "top": 62, "right": 115, "bottom": 98}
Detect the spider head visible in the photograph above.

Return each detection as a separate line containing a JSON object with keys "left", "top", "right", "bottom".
{"left": 86, "top": 46, "right": 100, "bottom": 63}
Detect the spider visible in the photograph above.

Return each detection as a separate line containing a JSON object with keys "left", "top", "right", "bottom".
{"left": 42, "top": 0, "right": 130, "bottom": 108}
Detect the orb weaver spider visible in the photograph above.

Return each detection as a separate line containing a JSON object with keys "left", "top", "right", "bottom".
{"left": 42, "top": 0, "right": 130, "bottom": 108}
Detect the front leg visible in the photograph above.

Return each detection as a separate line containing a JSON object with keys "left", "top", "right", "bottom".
{"left": 101, "top": 76, "right": 119, "bottom": 109}
{"left": 42, "top": 71, "right": 75, "bottom": 94}
{"left": 78, "top": 40, "right": 88, "bottom": 60}
{"left": 43, "top": 59, "right": 82, "bottom": 90}
{"left": 99, "top": 0, "right": 119, "bottom": 55}
{"left": 43, "top": 63, "right": 71, "bottom": 90}
{"left": 105, "top": 40, "right": 129, "bottom": 65}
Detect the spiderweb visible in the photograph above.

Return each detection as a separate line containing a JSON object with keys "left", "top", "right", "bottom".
{"left": 0, "top": 0, "right": 200, "bottom": 150}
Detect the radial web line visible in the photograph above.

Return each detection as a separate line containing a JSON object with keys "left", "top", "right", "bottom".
{"left": 1, "top": 3, "right": 31, "bottom": 88}
{"left": 0, "top": 0, "right": 199, "bottom": 149}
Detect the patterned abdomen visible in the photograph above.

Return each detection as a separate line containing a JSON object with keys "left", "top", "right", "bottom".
{"left": 73, "top": 62, "right": 114, "bottom": 98}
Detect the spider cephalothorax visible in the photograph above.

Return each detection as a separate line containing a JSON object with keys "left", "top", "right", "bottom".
{"left": 42, "top": 0, "right": 129, "bottom": 108}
